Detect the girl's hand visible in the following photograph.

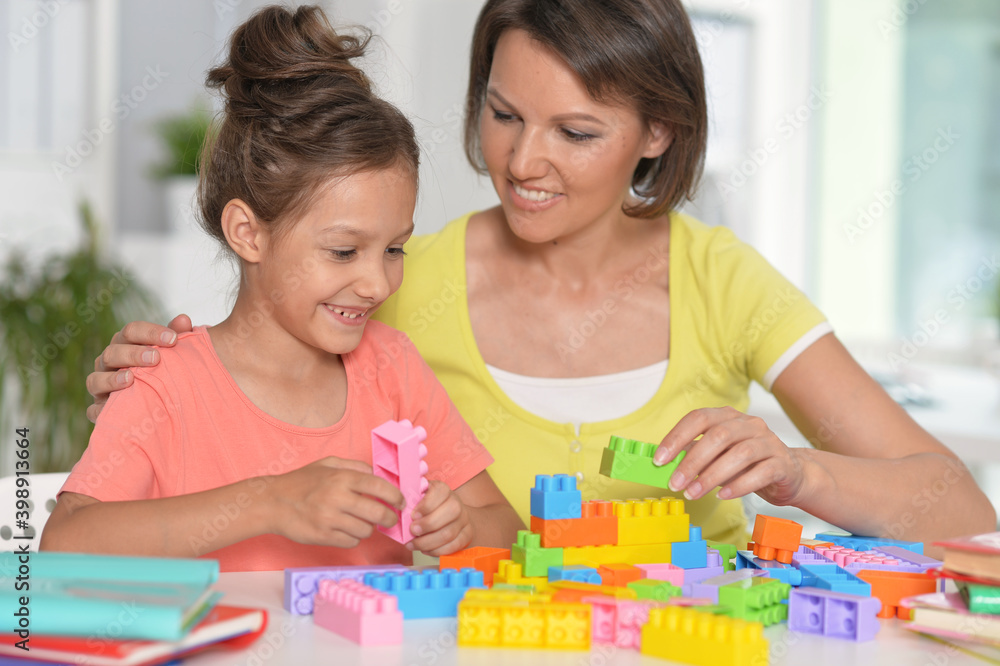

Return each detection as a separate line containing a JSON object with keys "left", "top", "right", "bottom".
{"left": 653, "top": 406, "right": 807, "bottom": 506}
{"left": 86, "top": 314, "right": 193, "bottom": 422}
{"left": 408, "top": 480, "right": 474, "bottom": 556}
{"left": 267, "top": 457, "right": 406, "bottom": 548}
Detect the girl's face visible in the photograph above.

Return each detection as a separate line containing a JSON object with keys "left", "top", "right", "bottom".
{"left": 255, "top": 165, "right": 416, "bottom": 356}
{"left": 480, "top": 29, "right": 671, "bottom": 244}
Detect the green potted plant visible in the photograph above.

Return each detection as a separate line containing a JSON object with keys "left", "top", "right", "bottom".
{"left": 150, "top": 104, "right": 212, "bottom": 232}
{"left": 0, "top": 202, "right": 163, "bottom": 473}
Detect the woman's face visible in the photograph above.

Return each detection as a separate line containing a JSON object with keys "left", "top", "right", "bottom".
{"left": 480, "top": 29, "right": 671, "bottom": 244}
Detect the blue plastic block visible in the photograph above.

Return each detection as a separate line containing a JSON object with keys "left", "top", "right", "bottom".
{"left": 548, "top": 565, "right": 602, "bottom": 584}
{"left": 736, "top": 551, "right": 803, "bottom": 586}
{"left": 671, "top": 526, "right": 708, "bottom": 569}
{"left": 788, "top": 587, "right": 882, "bottom": 641}
{"left": 814, "top": 532, "right": 923, "bottom": 555}
{"left": 797, "top": 564, "right": 871, "bottom": 597}
{"left": 363, "top": 568, "right": 486, "bottom": 619}
{"left": 530, "top": 474, "right": 582, "bottom": 520}
{"left": 284, "top": 564, "right": 408, "bottom": 614}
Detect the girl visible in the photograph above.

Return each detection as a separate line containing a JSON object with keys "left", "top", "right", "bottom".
{"left": 41, "top": 5, "right": 523, "bottom": 571}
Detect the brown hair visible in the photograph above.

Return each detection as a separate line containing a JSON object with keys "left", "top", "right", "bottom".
{"left": 464, "top": 0, "right": 707, "bottom": 218}
{"left": 198, "top": 5, "right": 419, "bottom": 249}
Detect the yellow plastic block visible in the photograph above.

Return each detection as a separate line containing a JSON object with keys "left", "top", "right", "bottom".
{"left": 492, "top": 560, "right": 549, "bottom": 591}
{"left": 613, "top": 498, "right": 690, "bottom": 545}
{"left": 641, "top": 606, "right": 769, "bottom": 666}
{"left": 458, "top": 589, "right": 590, "bottom": 650}
{"left": 563, "top": 542, "right": 672, "bottom": 566}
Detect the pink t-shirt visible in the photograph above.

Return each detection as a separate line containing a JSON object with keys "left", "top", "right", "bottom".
{"left": 62, "top": 322, "right": 495, "bottom": 572}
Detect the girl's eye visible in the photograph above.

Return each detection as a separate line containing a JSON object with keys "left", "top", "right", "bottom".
{"left": 386, "top": 247, "right": 407, "bottom": 257}
{"left": 492, "top": 108, "right": 517, "bottom": 123}
{"left": 330, "top": 249, "right": 356, "bottom": 259}
{"left": 562, "top": 128, "right": 595, "bottom": 142}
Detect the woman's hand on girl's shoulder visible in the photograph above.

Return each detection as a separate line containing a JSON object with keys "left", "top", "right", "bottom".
{"left": 86, "top": 314, "right": 193, "bottom": 422}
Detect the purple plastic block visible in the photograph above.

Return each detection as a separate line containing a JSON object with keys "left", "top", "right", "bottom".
{"left": 284, "top": 564, "right": 409, "bottom": 615}
{"left": 872, "top": 546, "right": 941, "bottom": 571}
{"left": 585, "top": 596, "right": 662, "bottom": 649}
{"left": 791, "top": 545, "right": 835, "bottom": 568}
{"left": 372, "top": 419, "right": 429, "bottom": 544}
{"left": 681, "top": 565, "right": 726, "bottom": 587}
{"left": 684, "top": 569, "right": 763, "bottom": 603}
{"left": 706, "top": 549, "right": 723, "bottom": 568}
{"left": 788, "top": 587, "right": 881, "bottom": 642}
{"left": 313, "top": 579, "right": 403, "bottom": 645}
{"left": 636, "top": 563, "right": 685, "bottom": 587}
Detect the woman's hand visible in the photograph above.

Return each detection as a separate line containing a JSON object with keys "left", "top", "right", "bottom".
{"left": 266, "top": 457, "right": 405, "bottom": 548}
{"left": 408, "top": 480, "right": 474, "bottom": 556}
{"left": 86, "top": 314, "right": 193, "bottom": 422}
{"left": 653, "top": 406, "right": 807, "bottom": 506}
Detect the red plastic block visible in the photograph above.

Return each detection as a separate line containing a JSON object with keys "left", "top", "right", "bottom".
{"left": 440, "top": 547, "right": 510, "bottom": 586}
{"left": 750, "top": 515, "right": 802, "bottom": 564}
{"left": 371, "top": 419, "right": 428, "bottom": 544}
{"left": 530, "top": 500, "right": 618, "bottom": 548}
{"left": 599, "top": 563, "right": 643, "bottom": 587}
{"left": 856, "top": 570, "right": 937, "bottom": 619}
{"left": 313, "top": 579, "right": 403, "bottom": 645}
{"left": 585, "top": 596, "right": 663, "bottom": 649}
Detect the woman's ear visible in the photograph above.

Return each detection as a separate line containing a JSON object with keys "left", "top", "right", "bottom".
{"left": 642, "top": 122, "right": 674, "bottom": 159}
{"left": 220, "top": 199, "right": 267, "bottom": 264}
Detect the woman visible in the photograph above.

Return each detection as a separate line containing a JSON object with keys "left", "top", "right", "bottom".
{"left": 86, "top": 0, "right": 995, "bottom": 546}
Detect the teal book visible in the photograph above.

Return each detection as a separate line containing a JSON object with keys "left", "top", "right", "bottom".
{"left": 0, "top": 552, "right": 220, "bottom": 641}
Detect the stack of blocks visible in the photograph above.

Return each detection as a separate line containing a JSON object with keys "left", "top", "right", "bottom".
{"left": 371, "top": 419, "right": 429, "bottom": 544}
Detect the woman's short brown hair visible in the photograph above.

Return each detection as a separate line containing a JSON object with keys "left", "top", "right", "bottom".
{"left": 464, "top": 0, "right": 707, "bottom": 218}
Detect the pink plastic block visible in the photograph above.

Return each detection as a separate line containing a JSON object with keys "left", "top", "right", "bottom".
{"left": 313, "top": 579, "right": 403, "bottom": 645}
{"left": 371, "top": 419, "right": 429, "bottom": 544}
{"left": 584, "top": 596, "right": 662, "bottom": 649}
{"left": 636, "top": 563, "right": 685, "bottom": 587}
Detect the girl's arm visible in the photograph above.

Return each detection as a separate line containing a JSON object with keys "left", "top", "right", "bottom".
{"left": 41, "top": 457, "right": 406, "bottom": 557}
{"left": 655, "top": 333, "right": 995, "bottom": 551}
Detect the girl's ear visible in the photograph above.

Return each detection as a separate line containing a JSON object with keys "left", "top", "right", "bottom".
{"left": 220, "top": 199, "right": 267, "bottom": 263}
{"left": 642, "top": 121, "right": 673, "bottom": 159}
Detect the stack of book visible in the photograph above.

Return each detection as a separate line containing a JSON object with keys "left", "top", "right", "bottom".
{"left": 0, "top": 552, "right": 266, "bottom": 666}
{"left": 903, "top": 532, "right": 1000, "bottom": 658}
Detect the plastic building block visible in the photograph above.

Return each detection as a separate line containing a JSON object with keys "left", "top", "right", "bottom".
{"left": 717, "top": 577, "right": 790, "bottom": 626}
{"left": 371, "top": 419, "right": 428, "bottom": 544}
{"left": 751, "top": 514, "right": 802, "bottom": 564}
{"left": 458, "top": 589, "right": 591, "bottom": 650}
{"left": 363, "top": 567, "right": 485, "bottom": 619}
{"left": 685, "top": 570, "right": 764, "bottom": 604}
{"left": 641, "top": 606, "right": 768, "bottom": 666}
{"left": 708, "top": 541, "right": 738, "bottom": 572}
{"left": 529, "top": 475, "right": 582, "bottom": 520}
{"left": 855, "top": 570, "right": 937, "bottom": 619}
{"left": 736, "top": 551, "right": 803, "bottom": 586}
{"left": 283, "top": 564, "right": 408, "bottom": 615}
{"left": 585, "top": 596, "right": 663, "bottom": 649}
{"left": 613, "top": 498, "right": 689, "bottom": 545}
{"left": 598, "top": 563, "right": 643, "bottom": 587}
{"left": 957, "top": 580, "right": 1000, "bottom": 615}
{"left": 788, "top": 587, "right": 881, "bottom": 641}
{"left": 549, "top": 580, "right": 638, "bottom": 603}
{"left": 791, "top": 545, "right": 835, "bottom": 567}
{"left": 796, "top": 564, "right": 871, "bottom": 597}
{"left": 800, "top": 538, "right": 834, "bottom": 549}
{"left": 628, "top": 578, "right": 682, "bottom": 602}
{"left": 439, "top": 547, "right": 510, "bottom": 586}
{"left": 530, "top": 500, "right": 617, "bottom": 548}
{"left": 492, "top": 560, "right": 549, "bottom": 590}
{"left": 548, "top": 565, "right": 602, "bottom": 584}
{"left": 600, "top": 435, "right": 686, "bottom": 488}
{"left": 512, "top": 531, "right": 564, "bottom": 577}
{"left": 871, "top": 546, "right": 941, "bottom": 571}
{"left": 681, "top": 564, "right": 727, "bottom": 588}
{"left": 312, "top": 579, "right": 403, "bottom": 645}
{"left": 563, "top": 542, "right": 672, "bottom": 567}
{"left": 814, "top": 532, "right": 924, "bottom": 555}
{"left": 671, "top": 526, "right": 708, "bottom": 569}
{"left": 635, "top": 563, "right": 685, "bottom": 587}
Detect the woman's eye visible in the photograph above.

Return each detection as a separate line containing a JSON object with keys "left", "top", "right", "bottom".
{"left": 562, "top": 128, "right": 595, "bottom": 142}
{"left": 386, "top": 247, "right": 407, "bottom": 257}
{"left": 492, "top": 108, "right": 517, "bottom": 123}
{"left": 330, "top": 249, "right": 356, "bottom": 259}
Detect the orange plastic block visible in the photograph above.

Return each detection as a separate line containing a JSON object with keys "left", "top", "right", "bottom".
{"left": 440, "top": 547, "right": 510, "bottom": 586}
{"left": 599, "top": 563, "right": 643, "bottom": 587}
{"left": 458, "top": 589, "right": 590, "bottom": 650}
{"left": 550, "top": 580, "right": 638, "bottom": 603}
{"left": 492, "top": 560, "right": 549, "bottom": 590}
{"left": 530, "top": 500, "right": 618, "bottom": 548}
{"left": 563, "top": 542, "right": 672, "bottom": 567}
{"left": 856, "top": 570, "right": 937, "bottom": 619}
{"left": 800, "top": 538, "right": 834, "bottom": 550}
{"left": 641, "top": 606, "right": 768, "bottom": 666}
{"left": 750, "top": 515, "right": 802, "bottom": 564}
{"left": 613, "top": 498, "right": 689, "bottom": 545}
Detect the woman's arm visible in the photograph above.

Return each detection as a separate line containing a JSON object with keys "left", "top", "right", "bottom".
{"left": 656, "top": 333, "right": 995, "bottom": 549}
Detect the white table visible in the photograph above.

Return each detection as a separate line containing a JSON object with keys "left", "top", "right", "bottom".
{"left": 182, "top": 571, "right": 991, "bottom": 666}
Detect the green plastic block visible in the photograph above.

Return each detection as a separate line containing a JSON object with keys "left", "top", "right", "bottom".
{"left": 627, "top": 578, "right": 682, "bottom": 602}
{"left": 717, "top": 578, "right": 790, "bottom": 626}
{"left": 511, "top": 530, "right": 564, "bottom": 578}
{"left": 708, "top": 541, "right": 739, "bottom": 572}
{"left": 599, "top": 436, "right": 685, "bottom": 488}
